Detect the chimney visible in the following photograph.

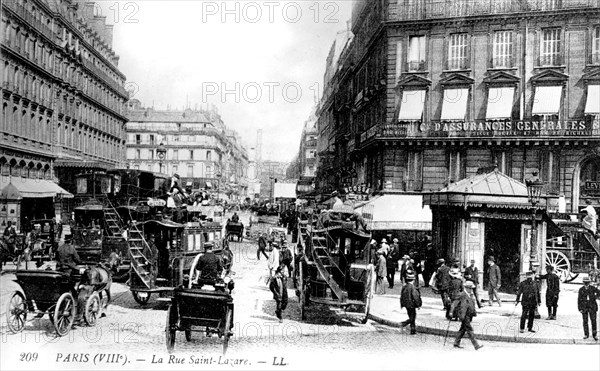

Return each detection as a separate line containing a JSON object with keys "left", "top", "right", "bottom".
{"left": 104, "top": 24, "right": 114, "bottom": 46}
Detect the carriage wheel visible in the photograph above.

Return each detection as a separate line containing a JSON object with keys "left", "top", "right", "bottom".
{"left": 165, "top": 304, "right": 177, "bottom": 353}
{"left": 6, "top": 291, "right": 27, "bottom": 334}
{"left": 100, "top": 289, "right": 111, "bottom": 312}
{"left": 53, "top": 292, "right": 75, "bottom": 336}
{"left": 185, "top": 330, "right": 192, "bottom": 342}
{"left": 222, "top": 306, "right": 233, "bottom": 355}
{"left": 361, "top": 265, "right": 375, "bottom": 324}
{"left": 545, "top": 251, "right": 573, "bottom": 283}
{"left": 132, "top": 291, "right": 151, "bottom": 305}
{"left": 298, "top": 262, "right": 306, "bottom": 321}
{"left": 84, "top": 292, "right": 101, "bottom": 326}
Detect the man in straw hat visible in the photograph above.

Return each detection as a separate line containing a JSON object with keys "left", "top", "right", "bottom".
{"left": 515, "top": 270, "right": 541, "bottom": 333}
{"left": 400, "top": 271, "right": 422, "bottom": 335}
{"left": 578, "top": 276, "right": 599, "bottom": 340}
{"left": 453, "top": 281, "right": 483, "bottom": 350}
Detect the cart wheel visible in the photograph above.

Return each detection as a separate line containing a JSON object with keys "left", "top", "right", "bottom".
{"left": 132, "top": 291, "right": 151, "bottom": 305}
{"left": 185, "top": 329, "right": 192, "bottom": 342}
{"left": 361, "top": 265, "right": 375, "bottom": 324}
{"left": 165, "top": 304, "right": 177, "bottom": 353}
{"left": 299, "top": 262, "right": 306, "bottom": 321}
{"left": 84, "top": 292, "right": 101, "bottom": 326}
{"left": 6, "top": 291, "right": 27, "bottom": 334}
{"left": 53, "top": 292, "right": 75, "bottom": 336}
{"left": 222, "top": 306, "right": 233, "bottom": 355}
{"left": 545, "top": 250, "right": 573, "bottom": 283}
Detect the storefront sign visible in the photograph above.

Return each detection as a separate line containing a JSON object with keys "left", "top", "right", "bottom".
{"left": 470, "top": 211, "right": 539, "bottom": 220}
{"left": 380, "top": 120, "right": 599, "bottom": 138}
{"left": 585, "top": 181, "right": 600, "bottom": 193}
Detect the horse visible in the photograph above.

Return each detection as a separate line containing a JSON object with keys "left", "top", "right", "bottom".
{"left": 75, "top": 253, "right": 119, "bottom": 321}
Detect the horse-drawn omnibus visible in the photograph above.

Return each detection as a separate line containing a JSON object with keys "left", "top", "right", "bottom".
{"left": 128, "top": 219, "right": 226, "bottom": 305}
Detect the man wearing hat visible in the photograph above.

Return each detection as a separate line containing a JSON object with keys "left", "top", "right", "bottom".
{"left": 448, "top": 267, "right": 464, "bottom": 320}
{"left": 375, "top": 249, "right": 387, "bottom": 295}
{"left": 515, "top": 270, "right": 541, "bottom": 333}
{"left": 464, "top": 259, "right": 482, "bottom": 308}
{"left": 487, "top": 256, "right": 502, "bottom": 306}
{"left": 577, "top": 276, "right": 599, "bottom": 340}
{"left": 386, "top": 238, "right": 400, "bottom": 288}
{"left": 538, "top": 265, "right": 560, "bottom": 320}
{"left": 434, "top": 258, "right": 452, "bottom": 313}
{"left": 55, "top": 234, "right": 81, "bottom": 279}
{"left": 400, "top": 272, "right": 422, "bottom": 335}
{"left": 194, "top": 242, "right": 223, "bottom": 282}
{"left": 379, "top": 238, "right": 390, "bottom": 257}
{"left": 268, "top": 241, "right": 288, "bottom": 321}
{"left": 400, "top": 255, "right": 413, "bottom": 286}
{"left": 453, "top": 281, "right": 483, "bottom": 350}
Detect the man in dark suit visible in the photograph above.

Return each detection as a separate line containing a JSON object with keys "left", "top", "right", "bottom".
{"left": 515, "top": 270, "right": 541, "bottom": 333}
{"left": 487, "top": 256, "right": 502, "bottom": 306}
{"left": 464, "top": 259, "right": 482, "bottom": 308}
{"left": 435, "top": 258, "right": 451, "bottom": 314}
{"left": 578, "top": 276, "right": 599, "bottom": 340}
{"left": 538, "top": 265, "right": 560, "bottom": 320}
{"left": 194, "top": 242, "right": 223, "bottom": 283}
{"left": 400, "top": 272, "right": 422, "bottom": 335}
{"left": 453, "top": 281, "right": 483, "bottom": 350}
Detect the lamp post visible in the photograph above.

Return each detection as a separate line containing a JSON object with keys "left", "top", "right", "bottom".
{"left": 216, "top": 172, "right": 222, "bottom": 204}
{"left": 156, "top": 142, "right": 167, "bottom": 174}
{"left": 526, "top": 171, "right": 544, "bottom": 271}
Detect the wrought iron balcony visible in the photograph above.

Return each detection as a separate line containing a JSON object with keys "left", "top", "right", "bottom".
{"left": 407, "top": 60, "right": 427, "bottom": 72}
{"left": 447, "top": 58, "right": 470, "bottom": 70}
{"left": 539, "top": 54, "right": 563, "bottom": 67}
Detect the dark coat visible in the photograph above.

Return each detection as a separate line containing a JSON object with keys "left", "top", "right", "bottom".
{"left": 436, "top": 265, "right": 451, "bottom": 290}
{"left": 449, "top": 277, "right": 464, "bottom": 300}
{"left": 539, "top": 272, "right": 560, "bottom": 294}
{"left": 196, "top": 252, "right": 223, "bottom": 281}
{"left": 456, "top": 292, "right": 477, "bottom": 321}
{"left": 464, "top": 266, "right": 479, "bottom": 285}
{"left": 56, "top": 243, "right": 81, "bottom": 271}
{"left": 516, "top": 278, "right": 541, "bottom": 307}
{"left": 400, "top": 282, "right": 422, "bottom": 309}
{"left": 578, "top": 285, "right": 600, "bottom": 313}
{"left": 488, "top": 264, "right": 502, "bottom": 288}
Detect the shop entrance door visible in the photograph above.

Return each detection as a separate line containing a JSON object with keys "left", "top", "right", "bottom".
{"left": 484, "top": 219, "right": 522, "bottom": 294}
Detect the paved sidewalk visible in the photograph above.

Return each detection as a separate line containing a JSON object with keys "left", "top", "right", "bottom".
{"left": 369, "top": 281, "right": 598, "bottom": 345}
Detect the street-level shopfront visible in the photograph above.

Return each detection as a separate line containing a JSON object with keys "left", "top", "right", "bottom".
{"left": 423, "top": 169, "right": 557, "bottom": 294}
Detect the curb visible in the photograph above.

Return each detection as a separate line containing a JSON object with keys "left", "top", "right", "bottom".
{"left": 368, "top": 312, "right": 597, "bottom": 345}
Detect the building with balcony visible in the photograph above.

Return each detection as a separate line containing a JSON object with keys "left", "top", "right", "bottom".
{"left": 286, "top": 110, "right": 318, "bottom": 180}
{"left": 316, "top": 0, "right": 600, "bottom": 287}
{"left": 1, "top": 0, "right": 129, "bottom": 227}
{"left": 125, "top": 100, "right": 249, "bottom": 200}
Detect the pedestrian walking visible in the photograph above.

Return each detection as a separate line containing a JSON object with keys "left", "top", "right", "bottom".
{"left": 386, "top": 239, "right": 400, "bottom": 288}
{"left": 375, "top": 250, "right": 387, "bottom": 295}
{"left": 400, "top": 272, "right": 422, "bottom": 335}
{"left": 578, "top": 276, "right": 599, "bottom": 340}
{"left": 464, "top": 259, "right": 482, "bottom": 308}
{"left": 515, "top": 270, "right": 541, "bottom": 333}
{"left": 268, "top": 241, "right": 288, "bottom": 321}
{"left": 448, "top": 268, "right": 464, "bottom": 320}
{"left": 400, "top": 255, "right": 413, "bottom": 286}
{"left": 433, "top": 258, "right": 451, "bottom": 312}
{"left": 453, "top": 281, "right": 483, "bottom": 350}
{"left": 487, "top": 256, "right": 502, "bottom": 306}
{"left": 538, "top": 265, "right": 560, "bottom": 320}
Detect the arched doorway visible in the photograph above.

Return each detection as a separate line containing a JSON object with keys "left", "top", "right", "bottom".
{"left": 576, "top": 155, "right": 600, "bottom": 210}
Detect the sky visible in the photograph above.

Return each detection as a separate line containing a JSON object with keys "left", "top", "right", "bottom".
{"left": 96, "top": 0, "right": 355, "bottom": 162}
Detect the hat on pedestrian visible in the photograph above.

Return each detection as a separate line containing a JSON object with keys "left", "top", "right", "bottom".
{"left": 173, "top": 173, "right": 180, "bottom": 179}
{"left": 381, "top": 238, "right": 387, "bottom": 243}
{"left": 582, "top": 276, "right": 591, "bottom": 283}
{"left": 488, "top": 256, "right": 495, "bottom": 262}
{"left": 203, "top": 242, "right": 214, "bottom": 251}
{"left": 436, "top": 258, "right": 445, "bottom": 265}
{"left": 371, "top": 239, "right": 377, "bottom": 245}
{"left": 464, "top": 281, "right": 475, "bottom": 289}
{"left": 393, "top": 238, "right": 399, "bottom": 243}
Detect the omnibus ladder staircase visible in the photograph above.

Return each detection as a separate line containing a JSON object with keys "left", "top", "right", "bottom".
{"left": 583, "top": 233, "right": 600, "bottom": 258}
{"left": 103, "top": 202, "right": 125, "bottom": 239}
{"left": 127, "top": 224, "right": 153, "bottom": 289}
{"left": 311, "top": 235, "right": 346, "bottom": 303}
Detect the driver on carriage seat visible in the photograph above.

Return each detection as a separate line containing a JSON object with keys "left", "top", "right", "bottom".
{"left": 56, "top": 234, "right": 81, "bottom": 279}
{"left": 193, "top": 242, "right": 223, "bottom": 286}
{"left": 231, "top": 212, "right": 240, "bottom": 223}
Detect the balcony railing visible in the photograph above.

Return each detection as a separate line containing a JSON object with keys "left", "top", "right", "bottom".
{"left": 407, "top": 60, "right": 427, "bottom": 72}
{"left": 392, "top": 0, "right": 598, "bottom": 21}
{"left": 447, "top": 57, "right": 470, "bottom": 70}
{"left": 492, "top": 56, "right": 514, "bottom": 69}
{"left": 539, "top": 54, "right": 563, "bottom": 67}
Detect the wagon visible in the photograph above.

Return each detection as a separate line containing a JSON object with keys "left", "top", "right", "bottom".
{"left": 225, "top": 221, "right": 244, "bottom": 242}
{"left": 165, "top": 256, "right": 234, "bottom": 354}
{"left": 5, "top": 269, "right": 110, "bottom": 336}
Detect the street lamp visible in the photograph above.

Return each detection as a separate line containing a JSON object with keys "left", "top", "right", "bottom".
{"left": 216, "top": 172, "right": 222, "bottom": 204}
{"left": 526, "top": 171, "right": 545, "bottom": 270}
{"left": 156, "top": 142, "right": 167, "bottom": 173}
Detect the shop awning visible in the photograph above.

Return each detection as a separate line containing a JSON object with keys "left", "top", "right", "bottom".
{"left": 585, "top": 84, "right": 600, "bottom": 114}
{"left": 486, "top": 87, "right": 514, "bottom": 119}
{"left": 398, "top": 90, "right": 426, "bottom": 121}
{"left": 355, "top": 193, "right": 432, "bottom": 231}
{"left": 0, "top": 178, "right": 73, "bottom": 199}
{"left": 532, "top": 86, "right": 563, "bottom": 115}
{"left": 273, "top": 183, "right": 296, "bottom": 199}
{"left": 440, "top": 88, "right": 469, "bottom": 121}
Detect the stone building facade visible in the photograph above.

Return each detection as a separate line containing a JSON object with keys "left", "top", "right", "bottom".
{"left": 317, "top": 0, "right": 600, "bottom": 213}
{"left": 125, "top": 100, "right": 249, "bottom": 200}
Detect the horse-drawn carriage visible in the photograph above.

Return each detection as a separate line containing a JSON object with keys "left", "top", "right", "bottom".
{"left": 165, "top": 257, "right": 235, "bottom": 354}
{"left": 5, "top": 265, "right": 111, "bottom": 336}
{"left": 295, "top": 208, "right": 375, "bottom": 323}
{"left": 225, "top": 221, "right": 244, "bottom": 242}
